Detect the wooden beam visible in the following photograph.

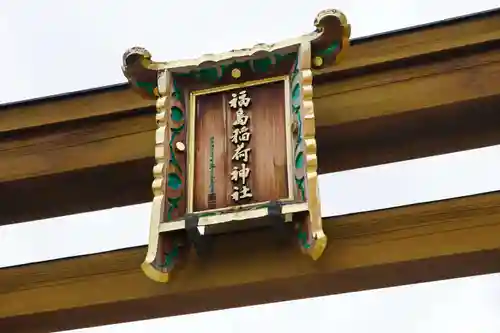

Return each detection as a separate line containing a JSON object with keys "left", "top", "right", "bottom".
{"left": 0, "top": 86, "right": 155, "bottom": 134}
{"left": 2, "top": 96, "right": 500, "bottom": 225}
{"left": 313, "top": 44, "right": 500, "bottom": 127}
{"left": 0, "top": 159, "right": 153, "bottom": 224}
{"left": 0, "top": 9, "right": 498, "bottom": 134}
{"left": 1, "top": 10, "right": 499, "bottom": 225}
{"left": 1, "top": 48, "right": 499, "bottom": 224}
{"left": 0, "top": 109, "right": 154, "bottom": 183}
{"left": 318, "top": 94, "right": 500, "bottom": 173}
{"left": 1, "top": 46, "right": 499, "bottom": 183}
{"left": 2, "top": 191, "right": 500, "bottom": 333}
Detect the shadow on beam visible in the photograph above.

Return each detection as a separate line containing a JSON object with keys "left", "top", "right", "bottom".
{"left": 0, "top": 159, "right": 153, "bottom": 225}
{"left": 317, "top": 95, "right": 500, "bottom": 173}
{"left": 2, "top": 191, "right": 500, "bottom": 332}
{"left": 3, "top": 250, "right": 500, "bottom": 333}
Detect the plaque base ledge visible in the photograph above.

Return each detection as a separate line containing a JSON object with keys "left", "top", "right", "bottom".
{"left": 159, "top": 201, "right": 309, "bottom": 233}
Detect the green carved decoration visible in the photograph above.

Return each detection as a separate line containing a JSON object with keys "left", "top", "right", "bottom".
{"left": 176, "top": 52, "right": 297, "bottom": 84}
{"left": 172, "top": 80, "right": 183, "bottom": 101}
{"left": 168, "top": 123, "right": 184, "bottom": 174}
{"left": 197, "top": 67, "right": 220, "bottom": 83}
{"left": 171, "top": 106, "right": 183, "bottom": 122}
{"left": 298, "top": 230, "right": 311, "bottom": 249}
{"left": 291, "top": 83, "right": 301, "bottom": 100}
{"left": 162, "top": 245, "right": 179, "bottom": 268}
{"left": 164, "top": 79, "right": 186, "bottom": 222}
{"left": 295, "top": 176, "right": 306, "bottom": 201}
{"left": 136, "top": 81, "right": 157, "bottom": 97}
{"left": 167, "top": 173, "right": 182, "bottom": 190}
{"left": 291, "top": 83, "right": 303, "bottom": 151}
{"left": 316, "top": 41, "right": 340, "bottom": 58}
{"left": 166, "top": 196, "right": 181, "bottom": 221}
{"left": 295, "top": 152, "right": 304, "bottom": 169}
{"left": 291, "top": 59, "right": 305, "bottom": 202}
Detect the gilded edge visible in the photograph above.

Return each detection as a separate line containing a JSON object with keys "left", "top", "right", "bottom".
{"left": 121, "top": 9, "right": 350, "bottom": 99}
{"left": 141, "top": 69, "right": 171, "bottom": 283}
{"left": 299, "top": 42, "right": 326, "bottom": 261}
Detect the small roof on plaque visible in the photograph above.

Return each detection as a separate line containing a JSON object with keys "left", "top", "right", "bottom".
{"left": 122, "top": 9, "right": 350, "bottom": 99}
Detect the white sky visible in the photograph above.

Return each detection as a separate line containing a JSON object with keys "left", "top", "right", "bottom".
{"left": 1, "top": 0, "right": 500, "bottom": 332}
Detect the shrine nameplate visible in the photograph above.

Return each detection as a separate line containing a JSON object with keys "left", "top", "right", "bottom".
{"left": 122, "top": 9, "right": 350, "bottom": 282}
{"left": 189, "top": 78, "right": 293, "bottom": 214}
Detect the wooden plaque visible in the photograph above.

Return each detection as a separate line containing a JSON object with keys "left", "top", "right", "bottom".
{"left": 189, "top": 78, "right": 292, "bottom": 213}
{"left": 122, "top": 9, "right": 350, "bottom": 282}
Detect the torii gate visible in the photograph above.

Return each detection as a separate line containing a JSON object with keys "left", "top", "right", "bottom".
{"left": 1, "top": 8, "right": 499, "bottom": 333}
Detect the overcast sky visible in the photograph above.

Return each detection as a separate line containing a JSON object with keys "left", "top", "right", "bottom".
{"left": 1, "top": 0, "right": 500, "bottom": 332}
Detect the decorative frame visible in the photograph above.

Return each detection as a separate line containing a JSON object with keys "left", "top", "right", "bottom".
{"left": 122, "top": 9, "right": 350, "bottom": 282}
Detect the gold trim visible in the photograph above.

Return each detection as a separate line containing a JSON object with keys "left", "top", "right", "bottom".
{"left": 141, "top": 261, "right": 169, "bottom": 283}
{"left": 283, "top": 77, "right": 294, "bottom": 200}
{"left": 231, "top": 68, "right": 242, "bottom": 78}
{"left": 142, "top": 69, "right": 172, "bottom": 282}
{"left": 187, "top": 76, "right": 293, "bottom": 215}
{"left": 190, "top": 75, "right": 288, "bottom": 97}
{"left": 313, "top": 56, "right": 323, "bottom": 67}
{"left": 186, "top": 90, "right": 196, "bottom": 213}
{"left": 298, "top": 42, "right": 327, "bottom": 260}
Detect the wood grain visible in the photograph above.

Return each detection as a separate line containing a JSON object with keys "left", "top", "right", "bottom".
{"left": 0, "top": 158, "right": 153, "bottom": 225}
{"left": 2, "top": 191, "right": 500, "bottom": 333}
{"left": 193, "top": 93, "right": 229, "bottom": 211}
{"left": 0, "top": 86, "right": 155, "bottom": 133}
{"left": 2, "top": 96, "right": 498, "bottom": 225}
{"left": 317, "top": 94, "right": 500, "bottom": 173}
{"left": 236, "top": 82, "right": 288, "bottom": 203}
{"left": 314, "top": 46, "right": 500, "bottom": 127}
{"left": 0, "top": 11, "right": 499, "bottom": 225}
{"left": 0, "top": 109, "right": 155, "bottom": 182}
{"left": 193, "top": 82, "right": 289, "bottom": 210}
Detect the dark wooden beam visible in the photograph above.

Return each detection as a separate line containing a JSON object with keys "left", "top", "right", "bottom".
{"left": 0, "top": 109, "right": 155, "bottom": 183}
{"left": 3, "top": 44, "right": 499, "bottom": 183}
{"left": 0, "top": 159, "right": 153, "bottom": 224}
{"left": 0, "top": 85, "right": 155, "bottom": 133}
{"left": 318, "top": 94, "right": 500, "bottom": 173}
{"left": 0, "top": 10, "right": 499, "bottom": 225}
{"left": 2, "top": 95, "right": 499, "bottom": 225}
{"left": 2, "top": 191, "right": 500, "bottom": 333}
{"left": 313, "top": 43, "right": 500, "bottom": 127}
